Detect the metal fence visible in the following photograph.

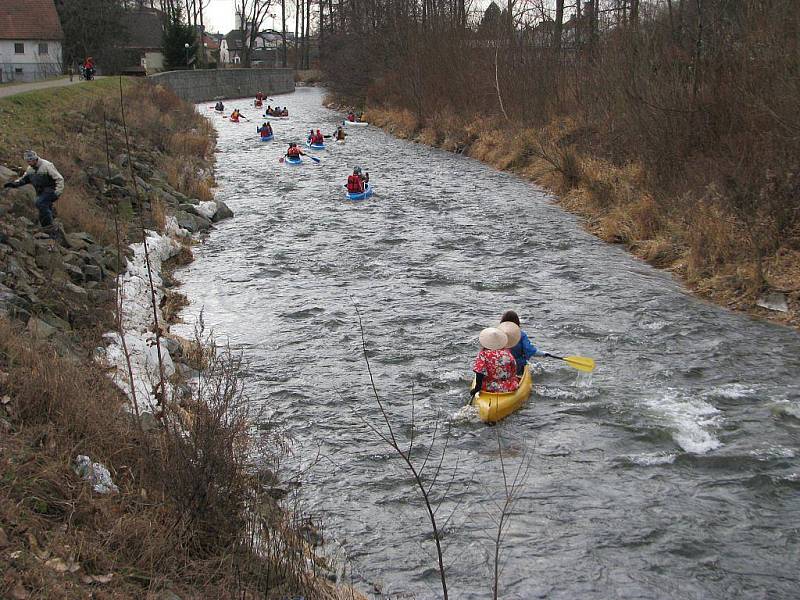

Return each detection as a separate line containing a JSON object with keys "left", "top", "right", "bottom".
{"left": 0, "top": 61, "right": 62, "bottom": 83}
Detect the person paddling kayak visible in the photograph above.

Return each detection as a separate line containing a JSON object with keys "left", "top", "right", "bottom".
{"left": 214, "top": 101, "right": 225, "bottom": 112}
{"left": 333, "top": 126, "right": 347, "bottom": 141}
{"left": 257, "top": 122, "right": 273, "bottom": 138}
{"left": 499, "top": 310, "right": 546, "bottom": 375}
{"left": 469, "top": 326, "right": 520, "bottom": 397}
{"left": 230, "top": 108, "right": 242, "bottom": 122}
{"left": 286, "top": 142, "right": 306, "bottom": 159}
{"left": 346, "top": 166, "right": 369, "bottom": 193}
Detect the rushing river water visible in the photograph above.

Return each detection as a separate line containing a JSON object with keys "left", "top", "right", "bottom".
{"left": 176, "top": 88, "right": 800, "bottom": 599}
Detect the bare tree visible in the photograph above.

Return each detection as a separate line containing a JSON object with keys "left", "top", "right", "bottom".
{"left": 235, "top": 0, "right": 275, "bottom": 66}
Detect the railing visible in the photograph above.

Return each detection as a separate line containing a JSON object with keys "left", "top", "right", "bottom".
{"left": 0, "top": 61, "right": 62, "bottom": 83}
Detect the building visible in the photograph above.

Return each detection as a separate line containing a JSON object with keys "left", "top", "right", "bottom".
{"left": 0, "top": 0, "right": 64, "bottom": 83}
{"left": 117, "top": 7, "right": 165, "bottom": 75}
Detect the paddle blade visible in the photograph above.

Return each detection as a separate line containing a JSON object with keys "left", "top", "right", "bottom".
{"left": 564, "top": 355, "right": 595, "bottom": 372}
{"left": 310, "top": 156, "right": 321, "bottom": 163}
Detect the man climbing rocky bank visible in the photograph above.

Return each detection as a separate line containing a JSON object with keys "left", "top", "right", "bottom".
{"left": 4, "top": 150, "right": 65, "bottom": 234}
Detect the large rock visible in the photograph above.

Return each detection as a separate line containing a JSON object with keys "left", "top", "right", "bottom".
{"left": 211, "top": 200, "right": 234, "bottom": 222}
{"left": 0, "top": 283, "right": 29, "bottom": 319}
{"left": 65, "top": 232, "right": 95, "bottom": 252}
{"left": 0, "top": 165, "right": 16, "bottom": 181}
{"left": 27, "top": 316, "right": 57, "bottom": 339}
{"left": 174, "top": 210, "right": 211, "bottom": 234}
{"left": 7, "top": 236, "right": 35, "bottom": 256}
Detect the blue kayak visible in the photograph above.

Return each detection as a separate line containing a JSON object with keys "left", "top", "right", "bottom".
{"left": 345, "top": 183, "right": 373, "bottom": 201}
{"left": 284, "top": 156, "right": 302, "bottom": 165}
{"left": 260, "top": 134, "right": 274, "bottom": 142}
{"left": 306, "top": 140, "right": 325, "bottom": 150}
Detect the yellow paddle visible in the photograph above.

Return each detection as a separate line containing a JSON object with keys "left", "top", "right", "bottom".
{"left": 543, "top": 353, "right": 595, "bottom": 372}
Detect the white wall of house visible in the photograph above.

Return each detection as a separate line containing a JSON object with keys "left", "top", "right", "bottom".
{"left": 144, "top": 51, "right": 165, "bottom": 74}
{"left": 0, "top": 39, "right": 62, "bottom": 83}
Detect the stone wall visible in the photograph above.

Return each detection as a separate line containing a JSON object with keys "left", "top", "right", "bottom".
{"left": 148, "top": 68, "right": 295, "bottom": 103}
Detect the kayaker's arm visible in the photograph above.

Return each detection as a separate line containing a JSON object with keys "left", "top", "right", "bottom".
{"left": 470, "top": 372, "right": 485, "bottom": 396}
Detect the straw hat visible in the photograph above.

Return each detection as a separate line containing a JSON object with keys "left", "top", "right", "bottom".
{"left": 479, "top": 327, "right": 508, "bottom": 350}
{"left": 498, "top": 321, "right": 521, "bottom": 348}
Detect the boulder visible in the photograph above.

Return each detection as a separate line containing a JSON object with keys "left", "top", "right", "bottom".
{"left": 174, "top": 210, "right": 211, "bottom": 234}
{"left": 63, "top": 262, "right": 85, "bottom": 284}
{"left": 211, "top": 200, "right": 234, "bottom": 222}
{"left": 134, "top": 176, "right": 152, "bottom": 192}
{"left": 83, "top": 264, "right": 103, "bottom": 282}
{"left": 65, "top": 232, "right": 95, "bottom": 251}
{"left": 27, "top": 316, "right": 57, "bottom": 339}
{"left": 0, "top": 283, "right": 29, "bottom": 319}
{"left": 0, "top": 165, "right": 16, "bottom": 180}
{"left": 8, "top": 236, "right": 35, "bottom": 256}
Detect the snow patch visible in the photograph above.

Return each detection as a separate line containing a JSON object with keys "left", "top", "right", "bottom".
{"left": 99, "top": 229, "right": 182, "bottom": 409}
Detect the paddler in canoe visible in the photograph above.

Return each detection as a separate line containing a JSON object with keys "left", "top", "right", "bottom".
{"left": 214, "top": 101, "right": 225, "bottom": 112}
{"left": 346, "top": 166, "right": 369, "bottom": 193}
{"left": 230, "top": 108, "right": 245, "bottom": 122}
{"left": 255, "top": 91, "right": 264, "bottom": 107}
{"left": 308, "top": 129, "right": 324, "bottom": 145}
{"left": 500, "top": 310, "right": 545, "bottom": 375}
{"left": 333, "top": 125, "right": 347, "bottom": 141}
{"left": 469, "top": 325, "right": 521, "bottom": 398}
{"left": 257, "top": 121, "right": 273, "bottom": 139}
{"left": 285, "top": 142, "right": 306, "bottom": 159}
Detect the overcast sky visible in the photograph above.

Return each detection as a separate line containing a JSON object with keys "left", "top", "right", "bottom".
{"left": 204, "top": 0, "right": 280, "bottom": 34}
{"left": 203, "top": 0, "right": 556, "bottom": 34}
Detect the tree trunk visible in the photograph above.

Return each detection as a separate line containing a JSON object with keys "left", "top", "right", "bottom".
{"left": 295, "top": 0, "right": 301, "bottom": 69}
{"left": 305, "top": 0, "right": 311, "bottom": 68}
{"left": 281, "top": 0, "right": 287, "bottom": 67}
{"left": 554, "top": 0, "right": 564, "bottom": 51}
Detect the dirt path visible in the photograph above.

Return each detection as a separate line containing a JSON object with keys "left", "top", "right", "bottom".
{"left": 0, "top": 76, "right": 102, "bottom": 98}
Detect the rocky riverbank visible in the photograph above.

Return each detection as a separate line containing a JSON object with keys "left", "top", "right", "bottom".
{"left": 0, "top": 80, "right": 365, "bottom": 600}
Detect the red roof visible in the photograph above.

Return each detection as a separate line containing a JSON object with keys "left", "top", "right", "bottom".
{"left": 0, "top": 0, "right": 64, "bottom": 41}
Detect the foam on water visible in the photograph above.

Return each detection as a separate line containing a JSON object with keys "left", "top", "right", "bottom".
{"left": 643, "top": 389, "right": 722, "bottom": 454}
{"left": 709, "top": 383, "right": 757, "bottom": 400}
{"left": 749, "top": 446, "right": 796, "bottom": 460}
{"left": 619, "top": 452, "right": 678, "bottom": 466}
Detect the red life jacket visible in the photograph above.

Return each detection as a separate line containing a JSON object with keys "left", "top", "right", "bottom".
{"left": 347, "top": 115, "right": 355, "bottom": 122}
{"left": 287, "top": 146, "right": 301, "bottom": 157}
{"left": 347, "top": 174, "right": 364, "bottom": 193}
{"left": 312, "top": 133, "right": 324, "bottom": 144}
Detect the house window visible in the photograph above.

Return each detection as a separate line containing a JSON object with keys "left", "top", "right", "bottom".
{"left": 14, "top": 43, "right": 24, "bottom": 54}
{"left": 15, "top": 68, "right": 23, "bottom": 74}
{"left": 38, "top": 43, "right": 49, "bottom": 55}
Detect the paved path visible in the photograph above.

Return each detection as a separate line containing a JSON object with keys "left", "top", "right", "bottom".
{"left": 0, "top": 76, "right": 102, "bottom": 99}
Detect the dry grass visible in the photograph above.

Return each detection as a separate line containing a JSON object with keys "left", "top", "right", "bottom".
{"left": 0, "top": 318, "right": 367, "bottom": 598}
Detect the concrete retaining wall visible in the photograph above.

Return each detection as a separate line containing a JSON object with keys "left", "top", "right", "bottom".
{"left": 148, "top": 68, "right": 294, "bottom": 103}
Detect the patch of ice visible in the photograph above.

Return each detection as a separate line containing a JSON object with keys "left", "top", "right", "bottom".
{"left": 100, "top": 229, "right": 182, "bottom": 408}
{"left": 643, "top": 389, "right": 722, "bottom": 454}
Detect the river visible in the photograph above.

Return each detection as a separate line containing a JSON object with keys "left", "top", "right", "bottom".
{"left": 175, "top": 87, "right": 800, "bottom": 599}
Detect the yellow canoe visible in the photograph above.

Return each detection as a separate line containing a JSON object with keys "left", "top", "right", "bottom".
{"left": 471, "top": 365, "right": 533, "bottom": 423}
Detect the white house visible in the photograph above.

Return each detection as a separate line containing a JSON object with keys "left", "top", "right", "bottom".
{"left": 0, "top": 0, "right": 64, "bottom": 83}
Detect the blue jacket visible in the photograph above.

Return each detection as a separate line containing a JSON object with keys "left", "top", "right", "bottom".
{"left": 510, "top": 331, "right": 540, "bottom": 369}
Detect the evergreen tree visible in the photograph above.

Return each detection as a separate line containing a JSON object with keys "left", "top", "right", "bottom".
{"left": 162, "top": 8, "right": 197, "bottom": 70}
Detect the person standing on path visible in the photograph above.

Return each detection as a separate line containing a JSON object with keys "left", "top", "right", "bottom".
{"left": 4, "top": 150, "right": 64, "bottom": 230}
